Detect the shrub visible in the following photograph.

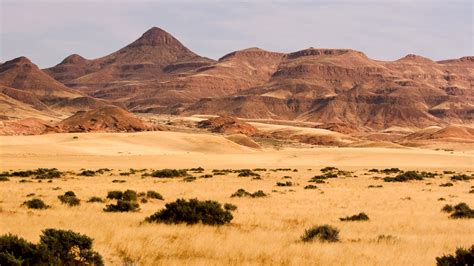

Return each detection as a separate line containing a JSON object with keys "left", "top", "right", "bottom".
{"left": 0, "top": 176, "right": 9, "bottom": 182}
{"left": 236, "top": 169, "right": 260, "bottom": 177}
{"left": 0, "top": 229, "right": 103, "bottom": 265}
{"left": 35, "top": 168, "right": 62, "bottom": 179}
{"left": 78, "top": 170, "right": 95, "bottom": 176}
{"left": 381, "top": 168, "right": 401, "bottom": 174}
{"left": 368, "top": 185, "right": 383, "bottom": 188}
{"left": 103, "top": 200, "right": 140, "bottom": 212}
{"left": 151, "top": 169, "right": 187, "bottom": 178}
{"left": 87, "top": 197, "right": 104, "bottom": 203}
{"left": 340, "top": 212, "right": 369, "bottom": 221}
{"left": 439, "top": 182, "right": 454, "bottom": 187}
{"left": 122, "top": 190, "right": 137, "bottom": 201}
{"left": 231, "top": 189, "right": 267, "bottom": 198}
{"left": 383, "top": 171, "right": 423, "bottom": 182}
{"left": 146, "top": 190, "right": 164, "bottom": 200}
{"left": 441, "top": 204, "right": 454, "bottom": 213}
{"left": 23, "top": 198, "right": 49, "bottom": 209}
{"left": 145, "top": 198, "right": 233, "bottom": 225}
{"left": 276, "top": 181, "right": 293, "bottom": 187}
{"left": 282, "top": 176, "right": 292, "bottom": 179}
{"left": 107, "top": 190, "right": 123, "bottom": 200}
{"left": 200, "top": 174, "right": 213, "bottom": 178}
{"left": 436, "top": 245, "right": 474, "bottom": 266}
{"left": 224, "top": 203, "right": 237, "bottom": 211}
{"left": 451, "top": 174, "right": 472, "bottom": 181}
{"left": 304, "top": 185, "right": 318, "bottom": 189}
{"left": 449, "top": 203, "right": 474, "bottom": 219}
{"left": 112, "top": 179, "right": 126, "bottom": 183}
{"left": 301, "top": 225, "right": 340, "bottom": 242}
{"left": 58, "top": 191, "right": 80, "bottom": 206}
{"left": 183, "top": 176, "right": 196, "bottom": 182}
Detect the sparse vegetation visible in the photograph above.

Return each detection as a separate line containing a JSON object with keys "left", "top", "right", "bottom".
{"left": 301, "top": 225, "right": 340, "bottom": 243}
{"left": 451, "top": 174, "right": 472, "bottom": 181}
{"left": 87, "top": 196, "right": 104, "bottom": 203}
{"left": 23, "top": 198, "right": 49, "bottom": 209}
{"left": 439, "top": 182, "right": 454, "bottom": 187}
{"left": 339, "top": 212, "right": 369, "bottom": 221}
{"left": 383, "top": 171, "right": 423, "bottom": 182}
{"left": 103, "top": 200, "right": 140, "bottom": 212}
{"left": 145, "top": 198, "right": 233, "bottom": 225}
{"left": 436, "top": 245, "right": 474, "bottom": 266}
{"left": 79, "top": 170, "right": 96, "bottom": 176}
{"left": 304, "top": 184, "right": 318, "bottom": 189}
{"left": 0, "top": 229, "right": 103, "bottom": 265}
{"left": 276, "top": 181, "right": 293, "bottom": 187}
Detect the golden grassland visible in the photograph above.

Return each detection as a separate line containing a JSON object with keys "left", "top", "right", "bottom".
{"left": 1, "top": 167, "right": 473, "bottom": 265}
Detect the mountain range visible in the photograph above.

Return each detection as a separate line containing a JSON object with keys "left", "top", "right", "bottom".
{"left": 1, "top": 26, "right": 472, "bottom": 134}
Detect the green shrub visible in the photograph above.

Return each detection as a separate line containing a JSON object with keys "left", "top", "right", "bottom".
{"left": 145, "top": 198, "right": 233, "bottom": 225}
{"left": 122, "top": 190, "right": 137, "bottom": 201}
{"left": 107, "top": 191, "right": 123, "bottom": 200}
{"left": 449, "top": 203, "right": 474, "bottom": 219}
{"left": 35, "top": 168, "right": 62, "bottom": 179}
{"left": 436, "top": 245, "right": 474, "bottom": 266}
{"left": 146, "top": 191, "right": 164, "bottom": 200}
{"left": 87, "top": 197, "right": 104, "bottom": 203}
{"left": 0, "top": 229, "right": 103, "bottom": 265}
{"left": 58, "top": 191, "right": 80, "bottom": 206}
{"left": 383, "top": 171, "right": 423, "bottom": 182}
{"left": 301, "top": 225, "right": 340, "bottom": 242}
{"left": 23, "top": 198, "right": 49, "bottom": 209}
{"left": 339, "top": 212, "right": 369, "bottom": 221}
{"left": 103, "top": 200, "right": 140, "bottom": 212}
{"left": 151, "top": 169, "right": 187, "bottom": 178}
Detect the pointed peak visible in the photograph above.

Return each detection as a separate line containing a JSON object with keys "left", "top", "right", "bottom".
{"left": 60, "top": 54, "right": 87, "bottom": 65}
{"left": 4, "top": 56, "right": 33, "bottom": 65}
{"left": 127, "top": 26, "right": 182, "bottom": 48}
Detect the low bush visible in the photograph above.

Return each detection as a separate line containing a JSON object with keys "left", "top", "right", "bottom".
{"left": 224, "top": 203, "right": 237, "bottom": 211}
{"left": 151, "top": 169, "right": 188, "bottom": 178}
{"left": 276, "top": 181, "right": 293, "bottom": 187}
{"left": 200, "top": 174, "right": 213, "bottom": 178}
{"left": 449, "top": 203, "right": 474, "bottom": 219}
{"left": 122, "top": 190, "right": 137, "bottom": 201}
{"left": 78, "top": 170, "right": 96, "bottom": 176}
{"left": 112, "top": 179, "right": 126, "bottom": 183}
{"left": 58, "top": 191, "right": 80, "bottom": 206}
{"left": 304, "top": 185, "right": 318, "bottom": 189}
{"left": 145, "top": 198, "right": 233, "bottom": 225}
{"left": 368, "top": 185, "right": 383, "bottom": 188}
{"left": 23, "top": 198, "right": 49, "bottom": 209}
{"left": 441, "top": 204, "right": 454, "bottom": 213}
{"left": 103, "top": 200, "right": 140, "bottom": 212}
{"left": 439, "top": 182, "right": 454, "bottom": 187}
{"left": 87, "top": 197, "right": 104, "bottom": 203}
{"left": 451, "top": 174, "right": 472, "bottom": 181}
{"left": 146, "top": 190, "right": 164, "bottom": 200}
{"left": 183, "top": 176, "right": 196, "bottom": 182}
{"left": 236, "top": 169, "right": 260, "bottom": 177}
{"left": 231, "top": 188, "right": 267, "bottom": 198}
{"left": 301, "top": 225, "right": 340, "bottom": 242}
{"left": 436, "top": 245, "right": 474, "bottom": 266}
{"left": 0, "top": 176, "right": 9, "bottom": 181}
{"left": 339, "top": 212, "right": 369, "bottom": 221}
{"left": 107, "top": 190, "right": 123, "bottom": 200}
{"left": 383, "top": 171, "right": 423, "bottom": 182}
{"left": 0, "top": 229, "right": 103, "bottom": 265}
{"left": 380, "top": 168, "right": 401, "bottom": 174}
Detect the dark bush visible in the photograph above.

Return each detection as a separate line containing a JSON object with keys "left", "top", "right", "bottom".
{"left": 436, "top": 245, "right": 474, "bottom": 266}
{"left": 340, "top": 212, "right": 369, "bottom": 221}
{"left": 301, "top": 225, "right": 340, "bottom": 242}
{"left": 304, "top": 185, "right": 318, "bottom": 190}
{"left": 183, "top": 176, "right": 196, "bottom": 182}
{"left": 151, "top": 169, "right": 187, "bottom": 178}
{"left": 122, "top": 190, "right": 137, "bottom": 201}
{"left": 231, "top": 189, "right": 267, "bottom": 198}
{"left": 35, "top": 168, "right": 62, "bottom": 179}
{"left": 0, "top": 176, "right": 10, "bottom": 182}
{"left": 103, "top": 200, "right": 140, "bottom": 212}
{"left": 107, "top": 191, "right": 123, "bottom": 200}
{"left": 23, "top": 198, "right": 49, "bottom": 210}
{"left": 200, "top": 174, "right": 213, "bottom": 178}
{"left": 87, "top": 197, "right": 104, "bottom": 203}
{"left": 0, "top": 229, "right": 103, "bottom": 265}
{"left": 383, "top": 171, "right": 423, "bottom": 182}
{"left": 58, "top": 192, "right": 80, "bottom": 206}
{"left": 224, "top": 203, "right": 237, "bottom": 211}
{"left": 112, "top": 179, "right": 126, "bottom": 183}
{"left": 236, "top": 169, "right": 260, "bottom": 177}
{"left": 368, "top": 185, "right": 383, "bottom": 188}
{"left": 145, "top": 198, "right": 233, "bottom": 225}
{"left": 146, "top": 190, "right": 164, "bottom": 200}
{"left": 441, "top": 204, "right": 454, "bottom": 213}
{"left": 276, "top": 181, "right": 293, "bottom": 187}
{"left": 449, "top": 203, "right": 474, "bottom": 219}
{"left": 78, "top": 170, "right": 96, "bottom": 176}
{"left": 381, "top": 168, "right": 401, "bottom": 174}
{"left": 440, "top": 182, "right": 454, "bottom": 187}
{"left": 451, "top": 174, "right": 472, "bottom": 181}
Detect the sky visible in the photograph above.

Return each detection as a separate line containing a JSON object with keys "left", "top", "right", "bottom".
{"left": 0, "top": 0, "right": 472, "bottom": 68}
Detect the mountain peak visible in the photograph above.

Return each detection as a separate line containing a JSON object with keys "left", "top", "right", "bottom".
{"left": 60, "top": 54, "right": 87, "bottom": 65}
{"left": 3, "top": 56, "right": 34, "bottom": 67}
{"left": 127, "top": 27, "right": 182, "bottom": 48}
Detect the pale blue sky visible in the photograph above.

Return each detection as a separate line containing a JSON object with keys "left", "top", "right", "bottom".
{"left": 1, "top": 0, "right": 472, "bottom": 68}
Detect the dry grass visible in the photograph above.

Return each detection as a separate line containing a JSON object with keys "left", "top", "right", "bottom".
{"left": 1, "top": 168, "right": 472, "bottom": 265}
